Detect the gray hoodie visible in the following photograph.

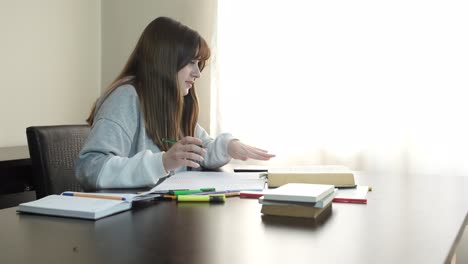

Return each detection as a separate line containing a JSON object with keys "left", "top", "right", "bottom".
{"left": 75, "top": 84, "right": 233, "bottom": 191}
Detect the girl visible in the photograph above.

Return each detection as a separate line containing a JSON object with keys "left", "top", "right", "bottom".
{"left": 76, "top": 17, "right": 274, "bottom": 190}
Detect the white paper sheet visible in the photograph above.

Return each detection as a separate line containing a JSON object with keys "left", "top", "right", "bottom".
{"left": 149, "top": 171, "right": 266, "bottom": 192}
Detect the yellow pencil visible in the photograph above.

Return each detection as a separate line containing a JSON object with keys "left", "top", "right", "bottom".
{"left": 62, "top": 192, "right": 127, "bottom": 201}
{"left": 162, "top": 195, "right": 177, "bottom": 200}
{"left": 224, "top": 192, "right": 240, "bottom": 197}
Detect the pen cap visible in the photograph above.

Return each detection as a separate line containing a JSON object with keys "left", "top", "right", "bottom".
{"left": 208, "top": 195, "right": 225, "bottom": 203}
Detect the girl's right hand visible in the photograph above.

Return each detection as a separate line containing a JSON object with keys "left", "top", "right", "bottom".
{"left": 162, "top": 136, "right": 207, "bottom": 172}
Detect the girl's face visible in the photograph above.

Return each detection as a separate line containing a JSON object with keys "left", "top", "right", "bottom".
{"left": 177, "top": 60, "right": 201, "bottom": 96}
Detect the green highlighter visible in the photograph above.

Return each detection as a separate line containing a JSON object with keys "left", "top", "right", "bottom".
{"left": 171, "top": 188, "right": 215, "bottom": 196}
{"left": 177, "top": 194, "right": 226, "bottom": 203}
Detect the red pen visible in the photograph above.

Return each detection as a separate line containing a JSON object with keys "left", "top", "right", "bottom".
{"left": 332, "top": 198, "right": 367, "bottom": 204}
{"left": 239, "top": 191, "right": 264, "bottom": 199}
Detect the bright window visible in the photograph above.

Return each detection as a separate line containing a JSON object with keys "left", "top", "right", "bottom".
{"left": 214, "top": 0, "right": 468, "bottom": 176}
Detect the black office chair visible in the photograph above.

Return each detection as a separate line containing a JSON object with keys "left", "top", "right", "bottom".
{"left": 26, "top": 125, "right": 90, "bottom": 199}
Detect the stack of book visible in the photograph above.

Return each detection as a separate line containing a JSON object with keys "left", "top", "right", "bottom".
{"left": 260, "top": 183, "right": 336, "bottom": 220}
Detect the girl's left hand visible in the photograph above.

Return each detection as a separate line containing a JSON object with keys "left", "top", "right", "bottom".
{"left": 227, "top": 140, "right": 275, "bottom": 161}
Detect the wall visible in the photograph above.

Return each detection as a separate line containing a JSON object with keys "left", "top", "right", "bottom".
{"left": 0, "top": 0, "right": 216, "bottom": 148}
{"left": 0, "top": 0, "right": 101, "bottom": 147}
{"left": 101, "top": 0, "right": 216, "bottom": 132}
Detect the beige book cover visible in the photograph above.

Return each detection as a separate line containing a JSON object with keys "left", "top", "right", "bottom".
{"left": 267, "top": 165, "right": 355, "bottom": 188}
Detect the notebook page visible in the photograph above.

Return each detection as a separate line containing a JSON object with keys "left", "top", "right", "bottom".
{"left": 149, "top": 171, "right": 266, "bottom": 192}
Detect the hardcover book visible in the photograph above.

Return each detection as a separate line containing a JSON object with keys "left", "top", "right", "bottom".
{"left": 263, "top": 183, "right": 335, "bottom": 203}
{"left": 259, "top": 189, "right": 336, "bottom": 208}
{"left": 267, "top": 165, "right": 355, "bottom": 188}
{"left": 261, "top": 202, "right": 332, "bottom": 219}
{"left": 333, "top": 185, "right": 369, "bottom": 204}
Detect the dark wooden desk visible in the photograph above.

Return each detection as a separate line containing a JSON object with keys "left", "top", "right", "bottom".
{"left": 0, "top": 146, "right": 35, "bottom": 208}
{"left": 0, "top": 146, "right": 33, "bottom": 194}
{"left": 0, "top": 172, "right": 467, "bottom": 264}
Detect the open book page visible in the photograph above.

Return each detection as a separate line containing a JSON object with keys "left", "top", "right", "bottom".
{"left": 149, "top": 171, "right": 266, "bottom": 192}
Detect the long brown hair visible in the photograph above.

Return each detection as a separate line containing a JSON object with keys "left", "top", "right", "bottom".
{"left": 86, "top": 17, "right": 210, "bottom": 151}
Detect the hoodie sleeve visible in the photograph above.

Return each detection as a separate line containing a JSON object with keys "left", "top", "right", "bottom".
{"left": 75, "top": 85, "right": 169, "bottom": 191}
{"left": 196, "top": 124, "right": 234, "bottom": 169}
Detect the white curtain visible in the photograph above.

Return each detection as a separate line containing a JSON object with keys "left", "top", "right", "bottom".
{"left": 212, "top": 0, "right": 468, "bottom": 176}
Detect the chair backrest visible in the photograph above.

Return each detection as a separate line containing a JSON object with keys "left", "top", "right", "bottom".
{"left": 26, "top": 125, "right": 90, "bottom": 199}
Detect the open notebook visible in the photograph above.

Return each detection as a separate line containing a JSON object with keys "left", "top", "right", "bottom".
{"left": 149, "top": 171, "right": 266, "bottom": 192}
{"left": 17, "top": 192, "right": 163, "bottom": 220}
{"left": 17, "top": 194, "right": 132, "bottom": 220}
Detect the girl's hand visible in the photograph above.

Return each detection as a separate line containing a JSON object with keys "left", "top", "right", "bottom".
{"left": 162, "top": 136, "right": 207, "bottom": 172}
{"left": 227, "top": 140, "right": 275, "bottom": 161}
